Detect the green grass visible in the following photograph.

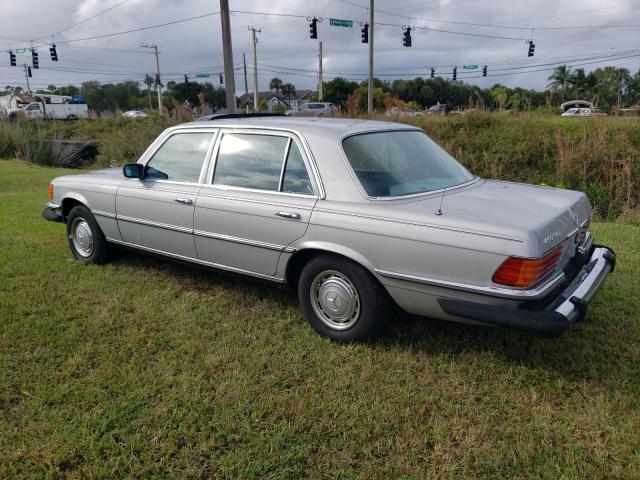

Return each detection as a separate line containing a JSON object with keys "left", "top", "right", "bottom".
{"left": 1, "top": 159, "right": 639, "bottom": 479}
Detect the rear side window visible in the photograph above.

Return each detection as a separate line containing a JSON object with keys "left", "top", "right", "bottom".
{"left": 282, "top": 142, "right": 313, "bottom": 194}
{"left": 213, "top": 133, "right": 314, "bottom": 195}
{"left": 145, "top": 133, "right": 213, "bottom": 183}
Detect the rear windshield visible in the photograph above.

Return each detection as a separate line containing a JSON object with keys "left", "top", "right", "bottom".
{"left": 342, "top": 130, "right": 474, "bottom": 197}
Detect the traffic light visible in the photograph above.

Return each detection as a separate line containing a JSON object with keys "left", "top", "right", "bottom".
{"left": 452, "top": 66, "right": 457, "bottom": 81}
{"left": 219, "top": 74, "right": 223, "bottom": 84}
{"left": 430, "top": 67, "right": 435, "bottom": 79}
{"left": 402, "top": 27, "right": 412, "bottom": 47}
{"left": 27, "top": 66, "right": 32, "bottom": 77}
{"left": 361, "top": 23, "right": 369, "bottom": 44}
{"left": 154, "top": 73, "right": 160, "bottom": 86}
{"left": 49, "top": 43, "right": 58, "bottom": 61}
{"left": 31, "top": 49, "right": 39, "bottom": 69}
{"left": 482, "top": 65, "right": 487, "bottom": 77}
{"left": 9, "top": 50, "right": 16, "bottom": 66}
{"left": 527, "top": 41, "right": 535, "bottom": 57}
{"left": 309, "top": 17, "right": 318, "bottom": 39}
{"left": 184, "top": 74, "right": 188, "bottom": 84}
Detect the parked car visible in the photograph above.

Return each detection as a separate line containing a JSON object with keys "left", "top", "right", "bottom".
{"left": 426, "top": 103, "right": 447, "bottom": 115}
{"left": 384, "top": 106, "right": 423, "bottom": 117}
{"left": 122, "top": 110, "right": 149, "bottom": 119}
{"left": 561, "top": 108, "right": 592, "bottom": 117}
{"left": 43, "top": 116, "right": 615, "bottom": 341}
{"left": 285, "top": 102, "right": 337, "bottom": 116}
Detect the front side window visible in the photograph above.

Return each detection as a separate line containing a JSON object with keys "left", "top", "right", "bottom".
{"left": 145, "top": 132, "right": 213, "bottom": 183}
{"left": 342, "top": 130, "right": 474, "bottom": 198}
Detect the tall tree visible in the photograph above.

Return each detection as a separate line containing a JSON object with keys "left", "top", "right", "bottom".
{"left": 491, "top": 86, "right": 508, "bottom": 110}
{"left": 281, "top": 83, "right": 296, "bottom": 107}
{"left": 269, "top": 77, "right": 283, "bottom": 101}
{"left": 547, "top": 65, "right": 573, "bottom": 103}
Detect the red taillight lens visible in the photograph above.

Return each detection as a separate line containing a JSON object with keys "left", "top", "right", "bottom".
{"left": 492, "top": 245, "right": 564, "bottom": 288}
{"left": 47, "top": 183, "right": 54, "bottom": 201}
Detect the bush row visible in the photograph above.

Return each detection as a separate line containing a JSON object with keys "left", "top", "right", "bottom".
{"left": 1, "top": 114, "right": 638, "bottom": 221}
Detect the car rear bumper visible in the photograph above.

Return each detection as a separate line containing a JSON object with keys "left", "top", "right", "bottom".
{"left": 42, "top": 202, "right": 63, "bottom": 223}
{"left": 438, "top": 245, "right": 616, "bottom": 337}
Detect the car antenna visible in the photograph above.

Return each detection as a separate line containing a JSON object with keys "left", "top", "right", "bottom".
{"left": 435, "top": 186, "right": 447, "bottom": 216}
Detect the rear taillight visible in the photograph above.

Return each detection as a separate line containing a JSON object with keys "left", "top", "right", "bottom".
{"left": 47, "top": 183, "right": 54, "bottom": 201}
{"left": 492, "top": 245, "right": 564, "bottom": 288}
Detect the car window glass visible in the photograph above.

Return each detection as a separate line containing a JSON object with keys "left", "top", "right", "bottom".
{"left": 282, "top": 142, "right": 313, "bottom": 194}
{"left": 213, "top": 133, "right": 288, "bottom": 191}
{"left": 145, "top": 133, "right": 212, "bottom": 182}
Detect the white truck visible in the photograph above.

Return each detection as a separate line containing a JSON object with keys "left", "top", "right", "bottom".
{"left": 1, "top": 94, "right": 89, "bottom": 120}
{"left": 17, "top": 101, "right": 89, "bottom": 120}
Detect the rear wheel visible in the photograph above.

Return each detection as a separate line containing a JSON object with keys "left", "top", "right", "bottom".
{"left": 298, "top": 255, "right": 391, "bottom": 342}
{"left": 66, "top": 205, "right": 112, "bottom": 264}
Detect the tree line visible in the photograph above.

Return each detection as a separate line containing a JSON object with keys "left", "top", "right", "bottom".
{"left": 3, "top": 64, "right": 639, "bottom": 115}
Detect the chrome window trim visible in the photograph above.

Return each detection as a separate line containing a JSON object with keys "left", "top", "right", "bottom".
{"left": 336, "top": 127, "right": 481, "bottom": 201}
{"left": 116, "top": 214, "right": 295, "bottom": 252}
{"left": 199, "top": 183, "right": 316, "bottom": 199}
{"left": 106, "top": 237, "right": 285, "bottom": 283}
{"left": 137, "top": 128, "right": 219, "bottom": 186}
{"left": 278, "top": 138, "right": 293, "bottom": 192}
{"left": 197, "top": 191, "right": 316, "bottom": 207}
{"left": 209, "top": 129, "right": 317, "bottom": 197}
{"left": 375, "top": 268, "right": 566, "bottom": 300}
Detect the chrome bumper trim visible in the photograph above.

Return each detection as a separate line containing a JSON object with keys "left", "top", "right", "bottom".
{"left": 554, "top": 246, "right": 614, "bottom": 321}
{"left": 375, "top": 268, "right": 566, "bottom": 300}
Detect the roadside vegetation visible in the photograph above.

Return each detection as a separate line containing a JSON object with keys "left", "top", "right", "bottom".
{"left": 1, "top": 112, "right": 638, "bottom": 221}
{"left": 1, "top": 159, "right": 639, "bottom": 478}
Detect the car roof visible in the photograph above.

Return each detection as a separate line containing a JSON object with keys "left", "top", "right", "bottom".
{"left": 183, "top": 116, "right": 419, "bottom": 138}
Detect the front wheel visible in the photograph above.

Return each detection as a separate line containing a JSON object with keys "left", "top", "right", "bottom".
{"left": 66, "top": 205, "right": 112, "bottom": 264}
{"left": 298, "top": 255, "right": 392, "bottom": 342}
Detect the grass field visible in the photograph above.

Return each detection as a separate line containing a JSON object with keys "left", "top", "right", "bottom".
{"left": 1, "top": 159, "right": 639, "bottom": 479}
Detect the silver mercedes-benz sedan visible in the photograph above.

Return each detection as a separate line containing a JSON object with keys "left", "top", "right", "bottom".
{"left": 43, "top": 115, "right": 615, "bottom": 341}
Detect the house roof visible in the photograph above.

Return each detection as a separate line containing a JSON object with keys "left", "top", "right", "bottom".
{"left": 239, "top": 89, "right": 317, "bottom": 103}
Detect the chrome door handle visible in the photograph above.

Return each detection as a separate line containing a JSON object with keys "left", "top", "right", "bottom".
{"left": 174, "top": 198, "right": 193, "bottom": 205}
{"left": 275, "top": 211, "right": 301, "bottom": 219}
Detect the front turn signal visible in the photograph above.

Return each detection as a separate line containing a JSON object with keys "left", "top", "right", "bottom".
{"left": 47, "top": 183, "right": 54, "bottom": 201}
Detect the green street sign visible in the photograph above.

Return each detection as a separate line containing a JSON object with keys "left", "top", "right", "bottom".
{"left": 463, "top": 65, "right": 478, "bottom": 70}
{"left": 15, "top": 48, "right": 28, "bottom": 55}
{"left": 330, "top": 18, "right": 353, "bottom": 28}
{"left": 195, "top": 73, "right": 210, "bottom": 78}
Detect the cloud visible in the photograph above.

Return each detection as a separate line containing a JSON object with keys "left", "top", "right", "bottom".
{"left": 1, "top": 0, "right": 638, "bottom": 94}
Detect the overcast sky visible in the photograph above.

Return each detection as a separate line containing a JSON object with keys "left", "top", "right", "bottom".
{"left": 1, "top": 0, "right": 639, "bottom": 94}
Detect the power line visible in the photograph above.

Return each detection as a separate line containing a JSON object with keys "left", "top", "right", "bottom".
{"left": 53, "top": 0, "right": 133, "bottom": 37}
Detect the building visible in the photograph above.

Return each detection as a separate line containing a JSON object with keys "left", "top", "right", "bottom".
{"left": 238, "top": 89, "right": 317, "bottom": 111}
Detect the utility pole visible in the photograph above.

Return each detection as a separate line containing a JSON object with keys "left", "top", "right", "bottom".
{"left": 141, "top": 43, "right": 162, "bottom": 112}
{"left": 249, "top": 26, "right": 261, "bottom": 112}
{"left": 367, "top": 0, "right": 374, "bottom": 114}
{"left": 243, "top": 53, "right": 249, "bottom": 113}
{"left": 23, "top": 64, "right": 31, "bottom": 95}
{"left": 220, "top": 0, "right": 237, "bottom": 113}
{"left": 318, "top": 41, "right": 323, "bottom": 101}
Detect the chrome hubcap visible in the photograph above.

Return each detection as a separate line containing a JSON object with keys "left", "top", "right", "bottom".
{"left": 310, "top": 270, "right": 360, "bottom": 330}
{"left": 71, "top": 218, "right": 94, "bottom": 257}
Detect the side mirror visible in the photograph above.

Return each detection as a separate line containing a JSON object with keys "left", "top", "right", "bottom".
{"left": 123, "top": 163, "right": 144, "bottom": 179}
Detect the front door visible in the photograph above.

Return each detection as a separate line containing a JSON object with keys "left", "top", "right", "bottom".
{"left": 116, "top": 130, "right": 216, "bottom": 258}
{"left": 194, "top": 129, "right": 318, "bottom": 277}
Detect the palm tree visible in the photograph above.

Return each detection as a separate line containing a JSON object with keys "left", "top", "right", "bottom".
{"left": 548, "top": 65, "right": 572, "bottom": 103}
{"left": 281, "top": 83, "right": 296, "bottom": 108}
{"left": 490, "top": 86, "right": 508, "bottom": 110}
{"left": 143, "top": 74, "right": 154, "bottom": 111}
{"left": 47, "top": 84, "right": 58, "bottom": 93}
{"left": 269, "top": 77, "right": 283, "bottom": 102}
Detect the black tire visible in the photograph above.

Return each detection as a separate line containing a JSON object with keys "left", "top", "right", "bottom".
{"left": 66, "top": 205, "right": 112, "bottom": 264}
{"left": 298, "top": 254, "right": 392, "bottom": 342}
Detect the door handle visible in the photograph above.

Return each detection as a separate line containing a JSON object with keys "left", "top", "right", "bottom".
{"left": 174, "top": 198, "right": 193, "bottom": 205}
{"left": 275, "top": 211, "right": 301, "bottom": 219}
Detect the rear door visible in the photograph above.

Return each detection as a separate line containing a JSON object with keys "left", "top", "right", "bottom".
{"left": 116, "top": 129, "right": 217, "bottom": 258}
{"left": 194, "top": 129, "right": 319, "bottom": 277}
